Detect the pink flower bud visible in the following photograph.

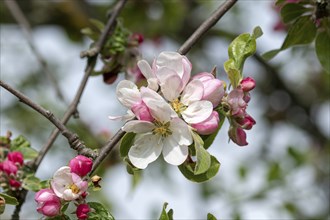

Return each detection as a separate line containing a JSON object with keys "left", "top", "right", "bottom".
{"left": 1, "top": 160, "right": 18, "bottom": 175}
{"left": 191, "top": 111, "right": 220, "bottom": 135}
{"left": 35, "top": 189, "right": 61, "bottom": 217}
{"left": 237, "top": 114, "right": 256, "bottom": 130}
{"left": 131, "top": 33, "right": 144, "bottom": 44}
{"left": 76, "top": 204, "right": 90, "bottom": 220}
{"left": 7, "top": 151, "right": 24, "bottom": 166}
{"left": 243, "top": 92, "right": 251, "bottom": 103}
{"left": 131, "top": 101, "right": 154, "bottom": 122}
{"left": 240, "top": 77, "right": 256, "bottom": 92}
{"left": 193, "top": 72, "right": 225, "bottom": 107}
{"left": 228, "top": 126, "right": 248, "bottom": 146}
{"left": 227, "top": 89, "right": 247, "bottom": 117}
{"left": 69, "top": 155, "right": 93, "bottom": 177}
{"left": 9, "top": 179, "right": 21, "bottom": 188}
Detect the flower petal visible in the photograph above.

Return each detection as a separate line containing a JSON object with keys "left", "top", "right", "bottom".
{"left": 181, "top": 79, "right": 204, "bottom": 105}
{"left": 137, "top": 60, "right": 154, "bottom": 79}
{"left": 128, "top": 133, "right": 163, "bottom": 169}
{"left": 156, "top": 51, "right": 184, "bottom": 76}
{"left": 182, "top": 100, "right": 213, "bottom": 124}
{"left": 141, "top": 87, "right": 177, "bottom": 122}
{"left": 62, "top": 189, "right": 78, "bottom": 201}
{"left": 170, "top": 118, "right": 193, "bottom": 146}
{"left": 108, "top": 110, "right": 135, "bottom": 121}
{"left": 162, "top": 137, "right": 188, "bottom": 166}
{"left": 158, "top": 68, "right": 182, "bottom": 101}
{"left": 116, "top": 80, "right": 141, "bottom": 108}
{"left": 122, "top": 120, "right": 155, "bottom": 133}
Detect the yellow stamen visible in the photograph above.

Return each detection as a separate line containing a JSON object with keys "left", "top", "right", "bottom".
{"left": 152, "top": 121, "right": 172, "bottom": 137}
{"left": 171, "top": 99, "right": 187, "bottom": 114}
{"left": 69, "top": 184, "right": 80, "bottom": 194}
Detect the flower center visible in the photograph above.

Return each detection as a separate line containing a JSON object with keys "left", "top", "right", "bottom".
{"left": 152, "top": 121, "right": 172, "bottom": 137}
{"left": 171, "top": 99, "right": 187, "bottom": 114}
{"left": 69, "top": 184, "right": 80, "bottom": 194}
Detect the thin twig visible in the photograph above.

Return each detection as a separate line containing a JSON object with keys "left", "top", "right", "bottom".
{"left": 90, "top": 0, "right": 238, "bottom": 174}
{"left": 4, "top": 0, "right": 66, "bottom": 103}
{"left": 178, "top": 0, "right": 237, "bottom": 55}
{"left": 0, "top": 80, "right": 98, "bottom": 159}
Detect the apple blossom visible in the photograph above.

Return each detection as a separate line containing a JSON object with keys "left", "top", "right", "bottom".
{"left": 69, "top": 155, "right": 93, "bottom": 177}
{"left": 227, "top": 88, "right": 247, "bottom": 117}
{"left": 0, "top": 160, "right": 18, "bottom": 175}
{"left": 51, "top": 166, "right": 88, "bottom": 201}
{"left": 35, "top": 188, "right": 61, "bottom": 217}
{"left": 122, "top": 87, "right": 192, "bottom": 169}
{"left": 76, "top": 203, "right": 90, "bottom": 220}
{"left": 237, "top": 114, "right": 256, "bottom": 130}
{"left": 192, "top": 72, "right": 225, "bottom": 107}
{"left": 240, "top": 77, "right": 256, "bottom": 92}
{"left": 7, "top": 151, "right": 24, "bottom": 166}
{"left": 228, "top": 126, "right": 248, "bottom": 146}
{"left": 191, "top": 111, "right": 220, "bottom": 135}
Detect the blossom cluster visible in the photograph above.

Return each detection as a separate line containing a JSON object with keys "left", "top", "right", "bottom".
{"left": 111, "top": 51, "right": 256, "bottom": 169}
{"left": 35, "top": 155, "right": 93, "bottom": 219}
{"left": 0, "top": 151, "right": 24, "bottom": 190}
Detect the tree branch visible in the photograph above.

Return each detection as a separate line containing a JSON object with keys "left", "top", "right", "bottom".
{"left": 4, "top": 0, "right": 66, "bottom": 103}
{"left": 91, "top": 0, "right": 238, "bottom": 174}
{"left": 177, "top": 0, "right": 237, "bottom": 55}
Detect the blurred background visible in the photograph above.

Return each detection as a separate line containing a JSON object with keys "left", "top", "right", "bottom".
{"left": 0, "top": 0, "right": 329, "bottom": 219}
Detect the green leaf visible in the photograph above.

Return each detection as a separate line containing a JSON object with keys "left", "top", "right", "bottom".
{"left": 61, "top": 202, "right": 69, "bottom": 213}
{"left": 11, "top": 135, "right": 30, "bottom": 150}
{"left": 192, "top": 133, "right": 211, "bottom": 175}
{"left": 178, "top": 156, "right": 221, "bottom": 183}
{"left": 22, "top": 175, "right": 41, "bottom": 192}
{"left": 39, "top": 180, "right": 50, "bottom": 189}
{"left": 119, "top": 132, "right": 135, "bottom": 158}
{"left": 224, "top": 59, "right": 241, "bottom": 88}
{"left": 315, "top": 30, "right": 330, "bottom": 74}
{"left": 281, "top": 3, "right": 310, "bottom": 24}
{"left": 87, "top": 202, "right": 115, "bottom": 220}
{"left": 159, "top": 202, "right": 173, "bottom": 220}
{"left": 282, "top": 16, "right": 317, "bottom": 49}
{"left": 15, "top": 146, "right": 38, "bottom": 160}
{"left": 207, "top": 213, "right": 217, "bottom": 220}
{"left": 89, "top": 18, "right": 105, "bottom": 32}
{"left": 252, "top": 26, "right": 263, "bottom": 39}
{"left": 261, "top": 49, "right": 281, "bottom": 61}
{"left": 201, "top": 111, "right": 226, "bottom": 149}
{"left": 125, "top": 161, "right": 142, "bottom": 189}
{"left": 0, "top": 193, "right": 18, "bottom": 205}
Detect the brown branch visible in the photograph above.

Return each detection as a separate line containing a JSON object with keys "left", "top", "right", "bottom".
{"left": 4, "top": 0, "right": 66, "bottom": 103}
{"left": 90, "top": 0, "right": 238, "bottom": 174}
{"left": 177, "top": 0, "right": 237, "bottom": 55}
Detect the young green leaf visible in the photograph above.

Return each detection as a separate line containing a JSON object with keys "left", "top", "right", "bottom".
{"left": 0, "top": 193, "right": 19, "bottom": 205}
{"left": 252, "top": 26, "right": 263, "bottom": 39}
{"left": 315, "top": 30, "right": 330, "bottom": 74}
{"left": 224, "top": 60, "right": 241, "bottom": 88}
{"left": 120, "top": 132, "right": 136, "bottom": 158}
{"left": 22, "top": 175, "right": 41, "bottom": 192}
{"left": 11, "top": 135, "right": 30, "bottom": 150}
{"left": 159, "top": 202, "right": 174, "bottom": 220}
{"left": 192, "top": 132, "right": 211, "bottom": 175}
{"left": 280, "top": 3, "right": 310, "bottom": 24}
{"left": 15, "top": 146, "right": 38, "bottom": 160}
{"left": 207, "top": 213, "right": 218, "bottom": 220}
{"left": 178, "top": 156, "right": 221, "bottom": 183}
{"left": 87, "top": 202, "right": 115, "bottom": 220}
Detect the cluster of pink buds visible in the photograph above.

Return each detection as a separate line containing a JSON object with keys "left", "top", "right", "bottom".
{"left": 223, "top": 77, "right": 256, "bottom": 146}
{"left": 0, "top": 151, "right": 24, "bottom": 190}
{"left": 35, "top": 155, "right": 94, "bottom": 219}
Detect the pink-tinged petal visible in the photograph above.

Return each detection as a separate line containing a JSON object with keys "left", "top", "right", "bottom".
{"left": 227, "top": 89, "right": 247, "bottom": 116}
{"left": 191, "top": 111, "right": 220, "bottom": 135}
{"left": 180, "top": 79, "right": 204, "bottom": 105}
{"left": 38, "top": 201, "right": 61, "bottom": 217}
{"left": 137, "top": 60, "right": 154, "bottom": 79}
{"left": 108, "top": 110, "right": 135, "bottom": 121}
{"left": 131, "top": 101, "right": 154, "bottom": 122}
{"left": 2, "top": 160, "right": 18, "bottom": 175}
{"left": 141, "top": 87, "right": 176, "bottom": 122}
{"left": 182, "top": 101, "right": 213, "bottom": 124}
{"left": 162, "top": 137, "right": 188, "bottom": 166}
{"left": 147, "top": 78, "right": 159, "bottom": 91}
{"left": 181, "top": 56, "right": 192, "bottom": 88}
{"left": 228, "top": 126, "right": 248, "bottom": 146}
{"left": 116, "top": 80, "right": 141, "bottom": 108}
{"left": 128, "top": 133, "right": 163, "bottom": 169}
{"left": 122, "top": 120, "right": 155, "bottom": 133}
{"left": 156, "top": 51, "right": 184, "bottom": 76}
{"left": 170, "top": 118, "right": 193, "bottom": 146}
{"left": 240, "top": 77, "right": 256, "bottom": 92}
{"left": 51, "top": 166, "right": 72, "bottom": 198}
{"left": 159, "top": 71, "right": 182, "bottom": 101}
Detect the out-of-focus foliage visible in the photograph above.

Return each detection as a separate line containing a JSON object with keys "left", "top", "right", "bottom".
{"left": 0, "top": 0, "right": 329, "bottom": 219}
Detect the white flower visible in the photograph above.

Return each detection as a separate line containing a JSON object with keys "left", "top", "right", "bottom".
{"left": 122, "top": 87, "right": 193, "bottom": 169}
{"left": 50, "top": 166, "right": 88, "bottom": 201}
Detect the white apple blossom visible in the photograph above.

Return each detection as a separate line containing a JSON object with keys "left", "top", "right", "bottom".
{"left": 122, "top": 87, "right": 193, "bottom": 169}
{"left": 50, "top": 166, "right": 88, "bottom": 201}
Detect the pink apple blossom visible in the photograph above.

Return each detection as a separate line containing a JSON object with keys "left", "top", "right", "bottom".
{"left": 131, "top": 100, "right": 154, "bottom": 122}
{"left": 69, "top": 155, "right": 93, "bottom": 177}
{"left": 192, "top": 72, "right": 225, "bottom": 107}
{"left": 51, "top": 166, "right": 88, "bottom": 201}
{"left": 1, "top": 160, "right": 18, "bottom": 175}
{"left": 76, "top": 203, "right": 90, "bottom": 220}
{"left": 240, "top": 77, "right": 256, "bottom": 92}
{"left": 191, "top": 111, "right": 220, "bottom": 135}
{"left": 228, "top": 126, "right": 248, "bottom": 146}
{"left": 227, "top": 88, "right": 247, "bottom": 117}
{"left": 35, "top": 188, "right": 61, "bottom": 217}
{"left": 7, "top": 151, "right": 24, "bottom": 166}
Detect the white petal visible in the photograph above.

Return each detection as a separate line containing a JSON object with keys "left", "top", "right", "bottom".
{"left": 170, "top": 118, "right": 193, "bottom": 146}
{"left": 116, "top": 80, "right": 141, "bottom": 108}
{"left": 51, "top": 166, "right": 72, "bottom": 198}
{"left": 156, "top": 51, "right": 184, "bottom": 76}
{"left": 62, "top": 189, "right": 79, "bottom": 201}
{"left": 181, "top": 79, "right": 204, "bottom": 105}
{"left": 122, "top": 120, "right": 155, "bottom": 133}
{"left": 108, "top": 110, "right": 135, "bottom": 121}
{"left": 128, "top": 133, "right": 163, "bottom": 169}
{"left": 147, "top": 78, "right": 159, "bottom": 91}
{"left": 159, "top": 72, "right": 182, "bottom": 101}
{"left": 182, "top": 100, "right": 213, "bottom": 124}
{"left": 140, "top": 87, "right": 176, "bottom": 122}
{"left": 162, "top": 137, "right": 188, "bottom": 166}
{"left": 137, "top": 60, "right": 154, "bottom": 79}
